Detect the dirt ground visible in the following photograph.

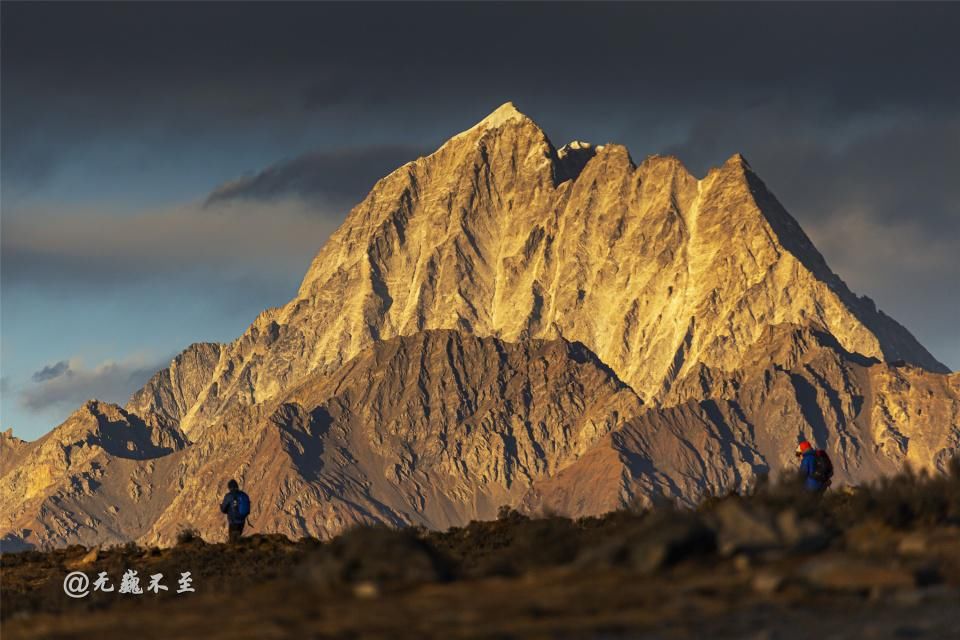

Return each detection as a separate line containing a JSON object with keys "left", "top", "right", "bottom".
{"left": 4, "top": 469, "right": 960, "bottom": 639}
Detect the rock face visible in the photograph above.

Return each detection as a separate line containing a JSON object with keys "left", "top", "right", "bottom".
{"left": 0, "top": 402, "right": 186, "bottom": 550}
{"left": 1, "top": 102, "right": 955, "bottom": 550}
{"left": 127, "top": 342, "right": 223, "bottom": 431}
{"left": 523, "top": 325, "right": 960, "bottom": 516}
{"left": 141, "top": 331, "right": 641, "bottom": 546}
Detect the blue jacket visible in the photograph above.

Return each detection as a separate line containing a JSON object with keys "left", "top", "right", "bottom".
{"left": 799, "top": 451, "right": 823, "bottom": 492}
{"left": 220, "top": 489, "right": 248, "bottom": 525}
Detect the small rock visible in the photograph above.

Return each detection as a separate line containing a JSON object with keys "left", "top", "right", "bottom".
{"left": 897, "top": 533, "right": 929, "bottom": 556}
{"left": 713, "top": 499, "right": 781, "bottom": 556}
{"left": 733, "top": 554, "right": 752, "bottom": 572}
{"left": 775, "top": 509, "right": 830, "bottom": 552}
{"left": 352, "top": 581, "right": 380, "bottom": 599}
{"left": 630, "top": 541, "right": 670, "bottom": 573}
{"left": 752, "top": 570, "right": 785, "bottom": 595}
{"left": 65, "top": 547, "right": 98, "bottom": 570}
{"left": 801, "top": 556, "right": 915, "bottom": 592}
{"left": 846, "top": 521, "right": 900, "bottom": 555}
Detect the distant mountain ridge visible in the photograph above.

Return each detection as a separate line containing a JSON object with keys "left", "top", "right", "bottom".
{"left": 2, "top": 103, "right": 955, "bottom": 550}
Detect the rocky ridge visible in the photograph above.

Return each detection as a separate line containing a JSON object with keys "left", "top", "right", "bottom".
{"left": 524, "top": 325, "right": 960, "bottom": 516}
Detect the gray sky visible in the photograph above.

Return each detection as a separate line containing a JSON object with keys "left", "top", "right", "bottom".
{"left": 2, "top": 2, "right": 958, "bottom": 440}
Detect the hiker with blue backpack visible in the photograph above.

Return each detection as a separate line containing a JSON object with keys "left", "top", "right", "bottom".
{"left": 220, "top": 479, "right": 251, "bottom": 542}
{"left": 796, "top": 440, "right": 833, "bottom": 493}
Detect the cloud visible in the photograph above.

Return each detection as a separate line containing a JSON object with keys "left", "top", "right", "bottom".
{"left": 1, "top": 196, "right": 341, "bottom": 291}
{"left": 661, "top": 102, "right": 960, "bottom": 274}
{"left": 2, "top": 141, "right": 428, "bottom": 293}
{"left": 19, "top": 355, "right": 169, "bottom": 413}
{"left": 4, "top": 3, "right": 958, "bottom": 194}
{"left": 803, "top": 207, "right": 960, "bottom": 370}
{"left": 805, "top": 208, "right": 956, "bottom": 279}
{"left": 205, "top": 145, "right": 424, "bottom": 208}
{"left": 664, "top": 106, "right": 960, "bottom": 230}
{"left": 31, "top": 360, "right": 70, "bottom": 383}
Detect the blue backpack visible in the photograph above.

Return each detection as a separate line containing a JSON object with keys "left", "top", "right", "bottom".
{"left": 233, "top": 491, "right": 251, "bottom": 519}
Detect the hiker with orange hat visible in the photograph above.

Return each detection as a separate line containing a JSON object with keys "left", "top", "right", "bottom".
{"left": 796, "top": 440, "right": 833, "bottom": 493}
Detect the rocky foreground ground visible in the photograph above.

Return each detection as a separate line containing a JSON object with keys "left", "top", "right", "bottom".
{"left": 3, "top": 464, "right": 960, "bottom": 639}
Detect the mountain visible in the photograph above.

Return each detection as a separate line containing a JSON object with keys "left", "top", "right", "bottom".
{"left": 2, "top": 103, "right": 955, "bottom": 550}
{"left": 523, "top": 325, "right": 960, "bottom": 516}
{"left": 139, "top": 331, "right": 642, "bottom": 546}
{"left": 127, "top": 102, "right": 945, "bottom": 442}
{"left": 3, "top": 332, "right": 641, "bottom": 548}
{"left": 0, "top": 402, "right": 186, "bottom": 550}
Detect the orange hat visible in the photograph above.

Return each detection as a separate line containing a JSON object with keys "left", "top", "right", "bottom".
{"left": 796, "top": 441, "right": 813, "bottom": 455}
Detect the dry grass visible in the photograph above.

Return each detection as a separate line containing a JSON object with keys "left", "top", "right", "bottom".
{"left": 3, "top": 458, "right": 959, "bottom": 638}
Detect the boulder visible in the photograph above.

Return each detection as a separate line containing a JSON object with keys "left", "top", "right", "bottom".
{"left": 577, "top": 511, "right": 715, "bottom": 573}
{"left": 301, "top": 526, "right": 452, "bottom": 592}
{"left": 776, "top": 509, "right": 830, "bottom": 552}
{"left": 712, "top": 500, "right": 781, "bottom": 556}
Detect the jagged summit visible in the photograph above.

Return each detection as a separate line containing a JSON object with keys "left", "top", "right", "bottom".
{"left": 477, "top": 100, "right": 528, "bottom": 128}
{"left": 443, "top": 101, "right": 539, "bottom": 148}
{"left": 722, "top": 152, "right": 751, "bottom": 169}
{"left": 556, "top": 140, "right": 603, "bottom": 182}
{"left": 558, "top": 140, "right": 601, "bottom": 155}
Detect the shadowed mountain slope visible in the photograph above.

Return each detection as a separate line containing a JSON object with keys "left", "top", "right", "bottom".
{"left": 523, "top": 325, "right": 959, "bottom": 516}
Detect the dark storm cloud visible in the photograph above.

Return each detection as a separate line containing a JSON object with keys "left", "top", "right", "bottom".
{"left": 663, "top": 106, "right": 960, "bottom": 230}
{"left": 205, "top": 145, "right": 425, "bottom": 208}
{"left": 4, "top": 3, "right": 958, "bottom": 197}
{"left": 31, "top": 361, "right": 70, "bottom": 383}
{"left": 4, "top": 3, "right": 958, "bottom": 178}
